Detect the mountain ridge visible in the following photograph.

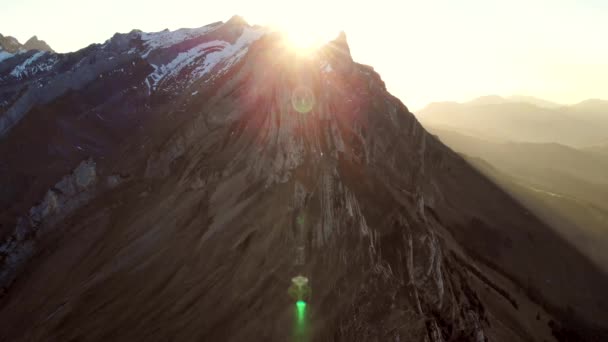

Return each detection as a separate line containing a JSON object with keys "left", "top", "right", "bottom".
{"left": 1, "top": 17, "right": 607, "bottom": 341}
{"left": 0, "top": 33, "right": 53, "bottom": 55}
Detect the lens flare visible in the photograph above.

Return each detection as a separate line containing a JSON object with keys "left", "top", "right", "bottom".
{"left": 294, "top": 300, "right": 308, "bottom": 341}
{"left": 291, "top": 86, "right": 315, "bottom": 113}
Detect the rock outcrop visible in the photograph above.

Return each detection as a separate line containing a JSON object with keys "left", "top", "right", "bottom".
{"left": 22, "top": 36, "right": 54, "bottom": 53}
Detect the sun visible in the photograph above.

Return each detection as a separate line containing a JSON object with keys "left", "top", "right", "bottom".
{"left": 283, "top": 28, "right": 324, "bottom": 51}
{"left": 271, "top": 17, "right": 342, "bottom": 54}
{"left": 245, "top": 0, "right": 344, "bottom": 53}
{"left": 280, "top": 24, "right": 339, "bottom": 52}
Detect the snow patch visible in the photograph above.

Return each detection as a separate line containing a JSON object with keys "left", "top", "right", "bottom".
{"left": 0, "top": 51, "right": 14, "bottom": 63}
{"left": 192, "top": 27, "right": 265, "bottom": 81}
{"left": 144, "top": 41, "right": 224, "bottom": 91}
{"left": 140, "top": 24, "right": 220, "bottom": 58}
{"left": 8, "top": 51, "right": 56, "bottom": 79}
{"left": 144, "top": 27, "right": 266, "bottom": 92}
{"left": 10, "top": 51, "right": 45, "bottom": 77}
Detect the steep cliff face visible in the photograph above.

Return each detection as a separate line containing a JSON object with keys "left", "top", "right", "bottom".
{"left": 0, "top": 17, "right": 607, "bottom": 341}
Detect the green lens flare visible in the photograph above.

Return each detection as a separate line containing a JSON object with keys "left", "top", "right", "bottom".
{"left": 291, "top": 86, "right": 315, "bottom": 114}
{"left": 294, "top": 300, "right": 308, "bottom": 341}
{"left": 290, "top": 277, "right": 310, "bottom": 341}
{"left": 296, "top": 300, "right": 306, "bottom": 326}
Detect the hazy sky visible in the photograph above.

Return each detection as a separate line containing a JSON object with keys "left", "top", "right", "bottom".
{"left": 2, "top": 0, "right": 607, "bottom": 110}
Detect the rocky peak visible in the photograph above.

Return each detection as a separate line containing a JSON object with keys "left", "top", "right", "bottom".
{"left": 0, "top": 33, "right": 54, "bottom": 54}
{"left": 0, "top": 34, "right": 23, "bottom": 53}
{"left": 23, "top": 35, "right": 54, "bottom": 52}
{"left": 225, "top": 14, "right": 249, "bottom": 27}
{"left": 332, "top": 31, "right": 351, "bottom": 57}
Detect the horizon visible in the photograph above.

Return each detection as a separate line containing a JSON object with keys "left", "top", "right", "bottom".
{"left": 415, "top": 94, "right": 608, "bottom": 111}
{"left": 2, "top": 0, "right": 608, "bottom": 110}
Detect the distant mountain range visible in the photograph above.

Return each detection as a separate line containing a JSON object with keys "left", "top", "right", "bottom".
{"left": 426, "top": 126, "right": 608, "bottom": 191}
{"left": 585, "top": 142, "right": 608, "bottom": 157}
{"left": 464, "top": 95, "right": 562, "bottom": 109}
{"left": 418, "top": 96, "right": 608, "bottom": 147}
{"left": 419, "top": 97, "right": 608, "bottom": 284}
{"left": 0, "top": 33, "right": 53, "bottom": 62}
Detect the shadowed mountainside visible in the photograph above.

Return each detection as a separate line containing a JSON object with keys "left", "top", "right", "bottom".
{"left": 426, "top": 125, "right": 608, "bottom": 269}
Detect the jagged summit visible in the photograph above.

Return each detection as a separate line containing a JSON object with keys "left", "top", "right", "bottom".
{"left": 225, "top": 14, "right": 249, "bottom": 26}
{"left": 23, "top": 35, "right": 54, "bottom": 52}
{"left": 318, "top": 30, "right": 353, "bottom": 67}
{"left": 0, "top": 16, "right": 607, "bottom": 341}
{"left": 0, "top": 33, "right": 53, "bottom": 54}
{"left": 0, "top": 34, "right": 23, "bottom": 53}
{"left": 0, "top": 17, "right": 357, "bottom": 136}
{"left": 0, "top": 33, "right": 54, "bottom": 65}
{"left": 333, "top": 31, "right": 350, "bottom": 53}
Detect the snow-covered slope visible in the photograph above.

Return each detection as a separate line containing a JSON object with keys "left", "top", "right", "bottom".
{"left": 0, "top": 16, "right": 266, "bottom": 137}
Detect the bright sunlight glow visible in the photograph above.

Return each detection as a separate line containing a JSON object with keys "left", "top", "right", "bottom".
{"left": 255, "top": 0, "right": 345, "bottom": 52}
